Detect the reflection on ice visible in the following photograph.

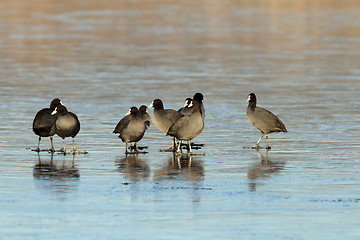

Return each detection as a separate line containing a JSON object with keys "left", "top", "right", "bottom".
{"left": 247, "top": 149, "right": 285, "bottom": 192}
{"left": 153, "top": 153, "right": 204, "bottom": 182}
{"left": 33, "top": 153, "right": 79, "bottom": 179}
{"left": 33, "top": 153, "right": 79, "bottom": 195}
{"left": 116, "top": 154, "right": 150, "bottom": 182}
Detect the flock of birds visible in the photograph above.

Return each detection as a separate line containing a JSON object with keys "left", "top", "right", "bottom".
{"left": 32, "top": 99, "right": 80, "bottom": 154}
{"left": 32, "top": 92, "right": 287, "bottom": 155}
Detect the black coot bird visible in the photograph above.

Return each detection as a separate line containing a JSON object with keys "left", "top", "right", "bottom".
{"left": 167, "top": 93, "right": 205, "bottom": 154}
{"left": 178, "top": 98, "right": 192, "bottom": 116}
{"left": 51, "top": 105, "right": 81, "bottom": 154}
{"left": 149, "top": 99, "right": 183, "bottom": 151}
{"left": 32, "top": 98, "right": 62, "bottom": 152}
{"left": 139, "top": 105, "right": 151, "bottom": 130}
{"left": 246, "top": 93, "right": 287, "bottom": 149}
{"left": 178, "top": 97, "right": 205, "bottom": 120}
{"left": 113, "top": 107, "right": 147, "bottom": 154}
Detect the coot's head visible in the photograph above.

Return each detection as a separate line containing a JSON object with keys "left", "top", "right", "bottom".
{"left": 183, "top": 98, "right": 192, "bottom": 107}
{"left": 139, "top": 105, "right": 149, "bottom": 114}
{"left": 247, "top": 93, "right": 257, "bottom": 104}
{"left": 126, "top": 106, "right": 139, "bottom": 116}
{"left": 193, "top": 93, "right": 204, "bottom": 102}
{"left": 51, "top": 105, "right": 68, "bottom": 116}
{"left": 50, "top": 98, "right": 63, "bottom": 110}
{"left": 149, "top": 99, "right": 164, "bottom": 109}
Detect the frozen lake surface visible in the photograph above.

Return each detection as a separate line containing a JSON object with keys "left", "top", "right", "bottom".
{"left": 1, "top": 0, "right": 360, "bottom": 239}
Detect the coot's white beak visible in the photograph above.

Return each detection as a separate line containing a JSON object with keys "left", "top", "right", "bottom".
{"left": 148, "top": 101, "right": 154, "bottom": 108}
{"left": 247, "top": 95, "right": 251, "bottom": 103}
{"left": 125, "top": 108, "right": 131, "bottom": 116}
{"left": 60, "top": 101, "right": 64, "bottom": 106}
{"left": 51, "top": 107, "right": 58, "bottom": 115}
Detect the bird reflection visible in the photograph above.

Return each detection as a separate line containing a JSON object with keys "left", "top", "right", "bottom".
{"left": 153, "top": 153, "right": 204, "bottom": 181}
{"left": 116, "top": 154, "right": 150, "bottom": 182}
{"left": 247, "top": 149, "right": 285, "bottom": 192}
{"left": 33, "top": 153, "right": 80, "bottom": 195}
{"left": 33, "top": 153, "right": 79, "bottom": 179}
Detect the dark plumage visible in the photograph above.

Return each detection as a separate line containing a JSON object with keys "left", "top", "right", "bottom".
{"left": 178, "top": 97, "right": 206, "bottom": 120}
{"left": 51, "top": 105, "right": 81, "bottom": 154}
{"left": 167, "top": 93, "right": 205, "bottom": 153}
{"left": 246, "top": 93, "right": 287, "bottom": 149}
{"left": 113, "top": 107, "right": 147, "bottom": 154}
{"left": 149, "top": 99, "right": 184, "bottom": 150}
{"left": 32, "top": 98, "right": 62, "bottom": 152}
{"left": 198, "top": 94, "right": 205, "bottom": 120}
{"left": 139, "top": 105, "right": 151, "bottom": 130}
{"left": 178, "top": 98, "right": 193, "bottom": 116}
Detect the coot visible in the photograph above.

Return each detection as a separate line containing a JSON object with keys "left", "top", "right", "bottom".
{"left": 167, "top": 93, "right": 205, "bottom": 153}
{"left": 139, "top": 105, "right": 151, "bottom": 130}
{"left": 246, "top": 93, "right": 287, "bottom": 149}
{"left": 149, "top": 99, "right": 183, "bottom": 150}
{"left": 178, "top": 98, "right": 192, "bottom": 116}
{"left": 51, "top": 105, "right": 81, "bottom": 154}
{"left": 113, "top": 107, "right": 147, "bottom": 154}
{"left": 32, "top": 98, "right": 62, "bottom": 152}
